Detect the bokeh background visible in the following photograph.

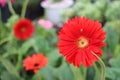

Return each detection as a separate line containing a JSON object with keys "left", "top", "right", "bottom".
{"left": 0, "top": 0, "right": 120, "bottom": 80}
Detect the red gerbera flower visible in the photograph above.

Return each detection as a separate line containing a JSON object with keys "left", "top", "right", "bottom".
{"left": 23, "top": 53, "right": 48, "bottom": 73}
{"left": 58, "top": 17, "right": 106, "bottom": 68}
{"left": 13, "top": 19, "right": 34, "bottom": 40}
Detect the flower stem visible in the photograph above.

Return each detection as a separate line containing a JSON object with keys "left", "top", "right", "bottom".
{"left": 7, "top": 0, "right": 16, "bottom": 15}
{"left": 70, "top": 65, "right": 84, "bottom": 80}
{"left": 93, "top": 63, "right": 100, "bottom": 77}
{"left": 92, "top": 51, "right": 106, "bottom": 80}
{"left": 21, "top": 0, "right": 29, "bottom": 18}
{"left": 16, "top": 54, "right": 22, "bottom": 71}
{"left": 83, "top": 67, "right": 87, "bottom": 80}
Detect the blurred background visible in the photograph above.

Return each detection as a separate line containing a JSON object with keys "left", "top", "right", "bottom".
{"left": 0, "top": 0, "right": 120, "bottom": 80}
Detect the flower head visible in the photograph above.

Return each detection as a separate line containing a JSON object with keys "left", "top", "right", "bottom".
{"left": 23, "top": 53, "right": 48, "bottom": 73}
{"left": 58, "top": 17, "right": 106, "bottom": 68}
{"left": 0, "top": 0, "right": 6, "bottom": 7}
{"left": 11, "top": 0, "right": 15, "bottom": 4}
{"left": 0, "top": 0, "right": 15, "bottom": 7}
{"left": 38, "top": 19, "right": 53, "bottom": 30}
{"left": 13, "top": 19, "right": 34, "bottom": 41}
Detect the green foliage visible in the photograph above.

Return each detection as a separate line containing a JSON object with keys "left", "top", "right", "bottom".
{"left": 104, "top": 20, "right": 120, "bottom": 39}
{"left": 40, "top": 62, "right": 74, "bottom": 80}
{"left": 47, "top": 48, "right": 61, "bottom": 66}
{"left": 32, "top": 72, "right": 44, "bottom": 80}
{"left": 50, "top": 0, "right": 62, "bottom": 3}
{"left": 114, "top": 45, "right": 120, "bottom": 58}
{"left": 106, "top": 55, "right": 120, "bottom": 80}
{"left": 1, "top": 0, "right": 120, "bottom": 80}
{"left": 62, "top": 0, "right": 120, "bottom": 22}
{"left": 53, "top": 62, "right": 74, "bottom": 80}
{"left": 1, "top": 7, "right": 76, "bottom": 80}
{"left": 18, "top": 39, "right": 33, "bottom": 55}
{"left": 62, "top": 0, "right": 107, "bottom": 21}
{"left": 30, "top": 36, "right": 50, "bottom": 53}
{"left": 103, "top": 21, "right": 120, "bottom": 60}
{"left": 40, "top": 66, "right": 57, "bottom": 80}
{"left": 0, "top": 13, "right": 59, "bottom": 80}
{"left": 13, "top": 0, "right": 42, "bottom": 9}
{"left": 0, "top": 56, "right": 22, "bottom": 80}
{"left": 105, "top": 1, "right": 120, "bottom": 21}
{"left": 5, "top": 15, "right": 19, "bottom": 29}
{"left": 103, "top": 27, "right": 119, "bottom": 54}
{"left": 0, "top": 71, "right": 21, "bottom": 80}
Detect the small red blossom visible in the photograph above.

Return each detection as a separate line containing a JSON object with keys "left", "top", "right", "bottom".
{"left": 13, "top": 19, "right": 34, "bottom": 41}
{"left": 58, "top": 17, "right": 106, "bottom": 68}
{"left": 23, "top": 53, "right": 48, "bottom": 73}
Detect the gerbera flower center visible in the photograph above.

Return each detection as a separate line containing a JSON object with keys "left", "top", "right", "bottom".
{"left": 78, "top": 37, "right": 89, "bottom": 48}
{"left": 34, "top": 63, "right": 39, "bottom": 67}
{"left": 21, "top": 27, "right": 26, "bottom": 32}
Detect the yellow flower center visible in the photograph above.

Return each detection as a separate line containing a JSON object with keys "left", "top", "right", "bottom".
{"left": 78, "top": 37, "right": 89, "bottom": 48}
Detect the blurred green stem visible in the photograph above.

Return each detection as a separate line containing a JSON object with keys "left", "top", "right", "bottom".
{"left": 16, "top": 54, "right": 23, "bottom": 71}
{"left": 70, "top": 65, "right": 84, "bottom": 80}
{"left": 92, "top": 52, "right": 106, "bottom": 80}
{"left": 7, "top": 0, "right": 16, "bottom": 15}
{"left": 21, "top": 0, "right": 29, "bottom": 18}
{"left": 83, "top": 67, "right": 87, "bottom": 80}
{"left": 93, "top": 63, "right": 100, "bottom": 78}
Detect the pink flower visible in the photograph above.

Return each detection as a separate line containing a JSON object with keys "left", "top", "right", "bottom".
{"left": 0, "top": 0, "right": 6, "bottom": 7}
{"left": 38, "top": 19, "right": 53, "bottom": 30}
{"left": 11, "top": 0, "right": 15, "bottom": 4}
{"left": 0, "top": 0, "right": 15, "bottom": 7}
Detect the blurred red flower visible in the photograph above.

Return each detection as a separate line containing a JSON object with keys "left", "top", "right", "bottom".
{"left": 23, "top": 53, "right": 48, "bottom": 73}
{"left": 13, "top": 19, "right": 34, "bottom": 41}
{"left": 58, "top": 17, "right": 106, "bottom": 68}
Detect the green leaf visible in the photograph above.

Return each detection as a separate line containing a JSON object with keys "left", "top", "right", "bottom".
{"left": 70, "top": 65, "right": 85, "bottom": 80}
{"left": 40, "top": 66, "right": 57, "bottom": 80}
{"left": 106, "top": 55, "right": 120, "bottom": 80}
{"left": 0, "top": 71, "right": 21, "bottom": 80}
{"left": 30, "top": 37, "right": 50, "bottom": 53}
{"left": 104, "top": 20, "right": 120, "bottom": 37}
{"left": 103, "top": 26, "right": 119, "bottom": 53}
{"left": 105, "top": 1, "right": 120, "bottom": 21}
{"left": 32, "top": 72, "right": 44, "bottom": 80}
{"left": 109, "top": 56, "right": 120, "bottom": 68}
{"left": 18, "top": 40, "right": 32, "bottom": 55}
{"left": 5, "top": 15, "right": 19, "bottom": 29}
{"left": 53, "top": 62, "right": 74, "bottom": 80}
{"left": 114, "top": 45, "right": 120, "bottom": 58}
{"left": 47, "top": 49, "right": 61, "bottom": 67}
{"left": 0, "top": 56, "right": 22, "bottom": 79}
{"left": 106, "top": 68, "right": 120, "bottom": 80}
{"left": 0, "top": 24, "right": 9, "bottom": 40}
